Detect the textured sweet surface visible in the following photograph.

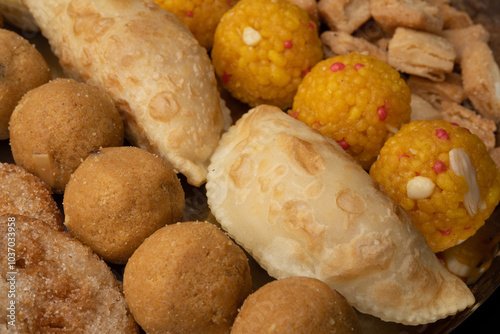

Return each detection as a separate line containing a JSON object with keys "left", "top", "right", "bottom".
{"left": 0, "top": 163, "right": 63, "bottom": 231}
{"left": 9, "top": 78, "right": 124, "bottom": 193}
{"left": 23, "top": 0, "right": 228, "bottom": 186}
{"left": 231, "top": 276, "right": 363, "bottom": 334}
{"left": 370, "top": 120, "right": 500, "bottom": 252}
{"left": 0, "top": 215, "right": 138, "bottom": 333}
{"left": 461, "top": 41, "right": 500, "bottom": 122}
{"left": 206, "top": 105, "right": 475, "bottom": 325}
{"left": 211, "top": 0, "right": 323, "bottom": 109}
{"left": 0, "top": 28, "right": 50, "bottom": 139}
{"left": 149, "top": 0, "right": 239, "bottom": 50}
{"left": 63, "top": 146, "right": 185, "bottom": 264}
{"left": 123, "top": 221, "right": 252, "bottom": 334}
{"left": 388, "top": 27, "right": 456, "bottom": 82}
{"left": 290, "top": 52, "right": 411, "bottom": 169}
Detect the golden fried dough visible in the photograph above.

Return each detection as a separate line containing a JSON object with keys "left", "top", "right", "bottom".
{"left": 0, "top": 28, "right": 50, "bottom": 139}
{"left": 23, "top": 0, "right": 231, "bottom": 186}
{"left": 0, "top": 215, "right": 138, "bottom": 333}
{"left": 371, "top": 0, "right": 443, "bottom": 34}
{"left": 206, "top": 105, "right": 474, "bottom": 325}
{"left": 0, "top": 162, "right": 63, "bottom": 231}
{"left": 63, "top": 146, "right": 185, "bottom": 265}
{"left": 318, "top": 0, "right": 370, "bottom": 34}
{"left": 9, "top": 78, "right": 124, "bottom": 193}
{"left": 388, "top": 27, "right": 455, "bottom": 82}
{"left": 231, "top": 276, "right": 362, "bottom": 334}
{"left": 123, "top": 221, "right": 252, "bottom": 334}
{"left": 461, "top": 41, "right": 500, "bottom": 122}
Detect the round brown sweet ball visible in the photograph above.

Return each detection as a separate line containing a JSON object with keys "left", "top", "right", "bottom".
{"left": 63, "top": 146, "right": 185, "bottom": 265}
{"left": 231, "top": 276, "right": 363, "bottom": 334}
{"left": 9, "top": 78, "right": 124, "bottom": 193}
{"left": 0, "top": 28, "right": 50, "bottom": 139}
{"left": 123, "top": 221, "right": 253, "bottom": 334}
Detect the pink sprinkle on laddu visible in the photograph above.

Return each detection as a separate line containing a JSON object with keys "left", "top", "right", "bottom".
{"left": 377, "top": 106, "right": 387, "bottom": 121}
{"left": 433, "top": 161, "right": 446, "bottom": 174}
{"left": 337, "top": 139, "right": 350, "bottom": 150}
{"left": 222, "top": 72, "right": 231, "bottom": 85}
{"left": 398, "top": 153, "right": 408, "bottom": 160}
{"left": 435, "top": 128, "right": 450, "bottom": 140}
{"left": 330, "top": 62, "right": 345, "bottom": 72}
{"left": 440, "top": 229, "right": 451, "bottom": 236}
{"left": 354, "top": 63, "right": 365, "bottom": 71}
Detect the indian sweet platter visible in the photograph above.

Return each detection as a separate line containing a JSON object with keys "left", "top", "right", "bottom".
{"left": 0, "top": 0, "right": 499, "bottom": 333}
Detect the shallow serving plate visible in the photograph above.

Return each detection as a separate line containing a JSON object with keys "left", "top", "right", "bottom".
{"left": 2, "top": 0, "right": 500, "bottom": 331}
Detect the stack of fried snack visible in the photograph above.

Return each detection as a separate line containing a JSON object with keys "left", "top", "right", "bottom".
{"left": 318, "top": 0, "right": 500, "bottom": 154}
{"left": 1, "top": 0, "right": 500, "bottom": 333}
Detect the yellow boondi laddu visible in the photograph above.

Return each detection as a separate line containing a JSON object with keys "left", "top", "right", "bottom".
{"left": 290, "top": 53, "right": 411, "bottom": 170}
{"left": 149, "top": 0, "right": 239, "bottom": 50}
{"left": 211, "top": 0, "right": 323, "bottom": 109}
{"left": 370, "top": 120, "right": 500, "bottom": 253}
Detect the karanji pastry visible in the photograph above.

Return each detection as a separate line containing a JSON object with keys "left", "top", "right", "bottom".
{"left": 206, "top": 105, "right": 475, "bottom": 326}
{"left": 22, "top": 0, "right": 230, "bottom": 186}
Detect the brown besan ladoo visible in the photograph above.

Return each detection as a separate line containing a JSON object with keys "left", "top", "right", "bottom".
{"left": 63, "top": 146, "right": 185, "bottom": 265}
{"left": 9, "top": 78, "right": 124, "bottom": 193}
{"left": 231, "top": 276, "right": 363, "bottom": 334}
{"left": 0, "top": 28, "right": 50, "bottom": 139}
{"left": 123, "top": 221, "right": 253, "bottom": 334}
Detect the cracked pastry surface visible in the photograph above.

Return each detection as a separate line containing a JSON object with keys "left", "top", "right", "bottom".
{"left": 206, "top": 105, "right": 475, "bottom": 325}
{"left": 22, "top": 0, "right": 229, "bottom": 186}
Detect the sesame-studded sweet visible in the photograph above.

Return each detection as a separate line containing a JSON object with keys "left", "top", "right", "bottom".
{"left": 370, "top": 120, "right": 500, "bottom": 252}
{"left": 290, "top": 52, "right": 411, "bottom": 169}
{"left": 211, "top": 0, "right": 323, "bottom": 109}
{"left": 149, "top": 0, "right": 239, "bottom": 50}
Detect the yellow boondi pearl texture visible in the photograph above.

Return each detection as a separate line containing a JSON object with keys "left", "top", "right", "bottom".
{"left": 211, "top": 0, "right": 323, "bottom": 109}
{"left": 370, "top": 120, "right": 500, "bottom": 252}
{"left": 150, "top": 0, "right": 239, "bottom": 50}
{"left": 291, "top": 53, "right": 411, "bottom": 170}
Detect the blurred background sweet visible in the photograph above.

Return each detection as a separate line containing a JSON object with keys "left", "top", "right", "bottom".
{"left": 211, "top": 0, "right": 323, "bottom": 109}
{"left": 147, "top": 0, "right": 240, "bottom": 50}
{"left": 0, "top": 28, "right": 50, "bottom": 139}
